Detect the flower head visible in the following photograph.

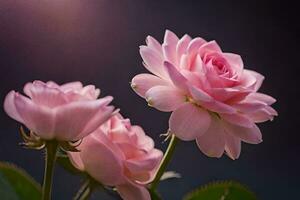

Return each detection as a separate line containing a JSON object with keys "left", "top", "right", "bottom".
{"left": 68, "top": 114, "right": 163, "bottom": 200}
{"left": 131, "top": 30, "right": 277, "bottom": 159}
{"left": 4, "top": 81, "right": 115, "bottom": 141}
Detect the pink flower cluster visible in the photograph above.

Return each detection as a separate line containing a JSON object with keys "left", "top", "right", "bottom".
{"left": 3, "top": 30, "right": 277, "bottom": 200}
{"left": 132, "top": 30, "right": 277, "bottom": 159}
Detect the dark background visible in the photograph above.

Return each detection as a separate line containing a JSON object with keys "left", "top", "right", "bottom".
{"left": 0, "top": 0, "right": 298, "bottom": 199}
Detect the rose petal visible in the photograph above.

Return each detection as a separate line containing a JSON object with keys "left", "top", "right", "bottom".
{"left": 232, "top": 100, "right": 267, "bottom": 113}
{"left": 181, "top": 70, "right": 203, "bottom": 88}
{"left": 224, "top": 133, "right": 241, "bottom": 160}
{"left": 204, "top": 59, "right": 238, "bottom": 88}
{"left": 190, "top": 54, "right": 204, "bottom": 73}
{"left": 77, "top": 105, "right": 114, "bottom": 140}
{"left": 117, "top": 183, "right": 151, "bottom": 200}
{"left": 243, "top": 70, "right": 264, "bottom": 91}
{"left": 223, "top": 53, "right": 244, "bottom": 76}
{"left": 244, "top": 93, "right": 276, "bottom": 105}
{"left": 14, "top": 93, "right": 55, "bottom": 139}
{"left": 163, "top": 30, "right": 179, "bottom": 45}
{"left": 164, "top": 61, "right": 188, "bottom": 91}
{"left": 163, "top": 43, "right": 178, "bottom": 66}
{"left": 140, "top": 46, "right": 168, "bottom": 78}
{"left": 146, "top": 36, "right": 162, "bottom": 54}
{"left": 176, "top": 34, "right": 191, "bottom": 59}
{"left": 189, "top": 87, "right": 236, "bottom": 114}
{"left": 223, "top": 121, "right": 262, "bottom": 144}
{"left": 131, "top": 73, "right": 170, "bottom": 98}
{"left": 45, "top": 81, "right": 60, "bottom": 88}
{"left": 265, "top": 106, "right": 278, "bottom": 117}
{"left": 68, "top": 151, "right": 85, "bottom": 171}
{"left": 125, "top": 149, "right": 163, "bottom": 174}
{"left": 187, "top": 37, "right": 207, "bottom": 55}
{"left": 210, "top": 87, "right": 250, "bottom": 102}
{"left": 145, "top": 86, "right": 186, "bottom": 112}
{"left": 54, "top": 97, "right": 113, "bottom": 141}
{"left": 79, "top": 85, "right": 100, "bottom": 100}
{"left": 179, "top": 54, "right": 189, "bottom": 69}
{"left": 203, "top": 100, "right": 236, "bottom": 114}
{"left": 199, "top": 40, "right": 222, "bottom": 55}
{"left": 80, "top": 133, "right": 125, "bottom": 186}
{"left": 60, "top": 81, "right": 83, "bottom": 91}
{"left": 196, "top": 116, "right": 225, "bottom": 158}
{"left": 23, "top": 82, "right": 33, "bottom": 97}
{"left": 248, "top": 106, "right": 277, "bottom": 123}
{"left": 29, "top": 81, "right": 68, "bottom": 108}
{"left": 221, "top": 113, "right": 254, "bottom": 128}
{"left": 169, "top": 103, "right": 211, "bottom": 141}
{"left": 117, "top": 143, "right": 145, "bottom": 159}
{"left": 189, "top": 85, "right": 213, "bottom": 102}
{"left": 132, "top": 126, "right": 155, "bottom": 151}
{"left": 108, "top": 115, "right": 132, "bottom": 141}
{"left": 4, "top": 91, "right": 24, "bottom": 123}
{"left": 195, "top": 97, "right": 237, "bottom": 116}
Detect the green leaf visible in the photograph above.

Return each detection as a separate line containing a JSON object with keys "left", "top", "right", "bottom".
{"left": 183, "top": 181, "right": 257, "bottom": 200}
{"left": 0, "top": 162, "right": 42, "bottom": 200}
{"left": 56, "top": 150, "right": 82, "bottom": 174}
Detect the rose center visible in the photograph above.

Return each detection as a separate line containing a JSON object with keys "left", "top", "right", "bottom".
{"left": 212, "top": 59, "right": 228, "bottom": 74}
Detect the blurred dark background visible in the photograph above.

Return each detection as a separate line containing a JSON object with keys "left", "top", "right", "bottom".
{"left": 0, "top": 0, "right": 298, "bottom": 199}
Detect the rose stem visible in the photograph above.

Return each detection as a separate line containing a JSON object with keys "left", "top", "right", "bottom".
{"left": 42, "top": 140, "right": 58, "bottom": 200}
{"left": 150, "top": 134, "right": 179, "bottom": 190}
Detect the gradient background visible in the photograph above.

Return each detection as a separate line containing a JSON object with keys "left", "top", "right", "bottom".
{"left": 0, "top": 0, "right": 298, "bottom": 199}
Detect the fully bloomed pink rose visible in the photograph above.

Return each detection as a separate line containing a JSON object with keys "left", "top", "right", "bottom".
{"left": 4, "top": 81, "right": 115, "bottom": 141}
{"left": 131, "top": 30, "right": 277, "bottom": 159}
{"left": 68, "top": 114, "right": 163, "bottom": 200}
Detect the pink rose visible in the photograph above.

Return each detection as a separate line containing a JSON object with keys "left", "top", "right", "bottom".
{"left": 68, "top": 114, "right": 163, "bottom": 200}
{"left": 4, "top": 80, "right": 115, "bottom": 141}
{"left": 131, "top": 30, "right": 277, "bottom": 159}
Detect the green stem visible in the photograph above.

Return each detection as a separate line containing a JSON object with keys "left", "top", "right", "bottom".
{"left": 42, "top": 140, "right": 58, "bottom": 200}
{"left": 74, "top": 179, "right": 95, "bottom": 200}
{"left": 150, "top": 134, "right": 179, "bottom": 190}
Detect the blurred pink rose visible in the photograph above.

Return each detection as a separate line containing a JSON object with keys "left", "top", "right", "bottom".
{"left": 68, "top": 114, "right": 163, "bottom": 200}
{"left": 4, "top": 80, "right": 115, "bottom": 141}
{"left": 131, "top": 30, "right": 277, "bottom": 159}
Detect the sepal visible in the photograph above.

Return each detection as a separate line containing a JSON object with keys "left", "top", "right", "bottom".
{"left": 19, "top": 126, "right": 45, "bottom": 150}
{"left": 59, "top": 140, "right": 82, "bottom": 152}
